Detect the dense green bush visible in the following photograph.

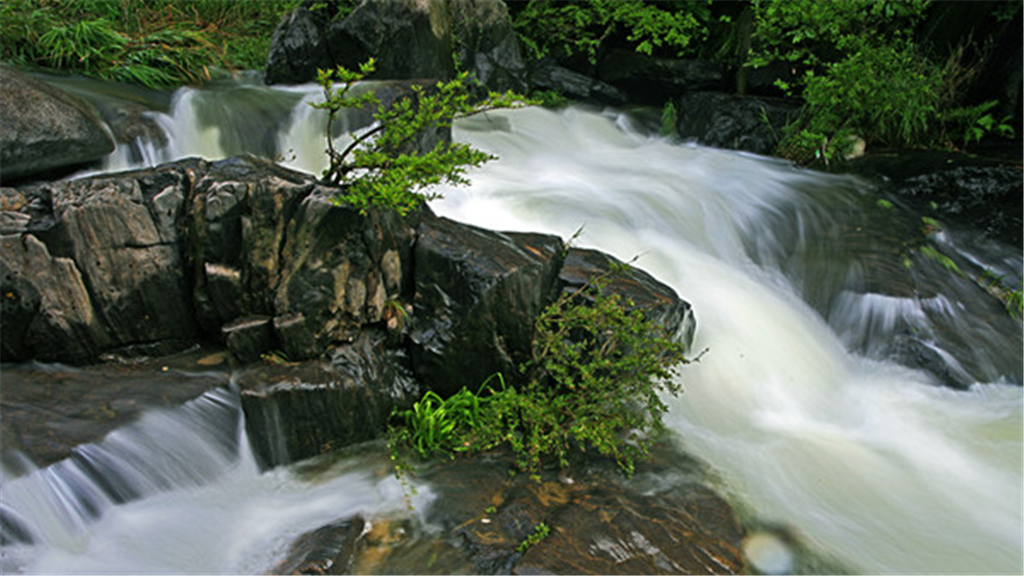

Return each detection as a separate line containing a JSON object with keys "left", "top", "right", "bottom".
{"left": 389, "top": 272, "right": 692, "bottom": 476}
{"left": 0, "top": 0, "right": 292, "bottom": 88}
{"left": 750, "top": 0, "right": 1015, "bottom": 162}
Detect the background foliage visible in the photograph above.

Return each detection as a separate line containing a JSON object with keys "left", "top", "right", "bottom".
{"left": 0, "top": 0, "right": 293, "bottom": 87}
{"left": 749, "top": 0, "right": 1017, "bottom": 161}
{"left": 508, "top": 0, "right": 714, "bottom": 65}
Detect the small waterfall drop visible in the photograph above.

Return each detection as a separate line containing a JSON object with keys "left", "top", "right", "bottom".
{"left": 1, "top": 384, "right": 428, "bottom": 575}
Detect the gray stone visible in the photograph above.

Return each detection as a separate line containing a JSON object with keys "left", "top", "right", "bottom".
{"left": 530, "top": 64, "right": 626, "bottom": 106}
{"left": 265, "top": 0, "right": 529, "bottom": 94}
{"left": 223, "top": 315, "right": 276, "bottom": 364}
{"left": 263, "top": 5, "right": 335, "bottom": 85}
{"left": 675, "top": 92, "right": 800, "bottom": 155}
{"left": 0, "top": 65, "right": 115, "bottom": 182}
{"left": 598, "top": 49, "right": 728, "bottom": 104}
{"left": 448, "top": 0, "right": 529, "bottom": 94}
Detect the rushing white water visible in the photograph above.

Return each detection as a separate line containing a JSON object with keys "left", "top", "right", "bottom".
{"left": 28, "top": 80, "right": 1024, "bottom": 574}
{"left": 425, "top": 106, "right": 1023, "bottom": 574}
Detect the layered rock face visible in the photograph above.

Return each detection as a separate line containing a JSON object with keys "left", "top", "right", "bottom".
{"left": 1, "top": 154, "right": 696, "bottom": 470}
{"left": 1, "top": 155, "right": 694, "bottom": 367}
{"left": 0, "top": 65, "right": 115, "bottom": 183}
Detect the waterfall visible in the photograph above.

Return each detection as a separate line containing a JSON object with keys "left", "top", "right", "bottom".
{"left": 1, "top": 385, "right": 428, "bottom": 574}
{"left": 26, "top": 79, "right": 1024, "bottom": 574}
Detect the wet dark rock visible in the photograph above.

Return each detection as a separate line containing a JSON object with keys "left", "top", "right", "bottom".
{"left": 1, "top": 162, "right": 202, "bottom": 363}
{"left": 674, "top": 92, "right": 800, "bottom": 155}
{"left": 598, "top": 50, "right": 728, "bottom": 104}
{"left": 0, "top": 154, "right": 414, "bottom": 364}
{"left": 448, "top": 0, "right": 529, "bottom": 94}
{"left": 409, "top": 215, "right": 564, "bottom": 396}
{"left": 326, "top": 445, "right": 746, "bottom": 575}
{"left": 238, "top": 331, "right": 420, "bottom": 469}
{"left": 559, "top": 248, "right": 696, "bottom": 350}
{"left": 326, "top": 0, "right": 453, "bottom": 82}
{"left": 222, "top": 315, "right": 277, "bottom": 364}
{"left": 271, "top": 517, "right": 366, "bottom": 575}
{"left": 515, "top": 485, "right": 744, "bottom": 574}
{"left": 529, "top": 64, "right": 627, "bottom": 106}
{"left": 263, "top": 4, "right": 336, "bottom": 86}
{"left": 271, "top": 182, "right": 414, "bottom": 358}
{"left": 836, "top": 150, "right": 1023, "bottom": 247}
{"left": 0, "top": 352, "right": 232, "bottom": 472}
{"left": 266, "top": 0, "right": 453, "bottom": 85}
{"left": 0, "top": 65, "right": 115, "bottom": 183}
{"left": 265, "top": 0, "right": 528, "bottom": 95}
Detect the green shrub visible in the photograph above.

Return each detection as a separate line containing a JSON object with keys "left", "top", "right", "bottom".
{"left": 389, "top": 270, "right": 692, "bottom": 476}
{"left": 750, "top": 0, "right": 1014, "bottom": 161}
{"left": 312, "top": 59, "right": 531, "bottom": 215}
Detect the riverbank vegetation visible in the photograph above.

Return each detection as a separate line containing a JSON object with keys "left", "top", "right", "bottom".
{"left": 747, "top": 0, "right": 1018, "bottom": 162}
{"left": 0, "top": 0, "right": 292, "bottom": 87}
{"left": 2, "top": 0, "right": 1017, "bottom": 157}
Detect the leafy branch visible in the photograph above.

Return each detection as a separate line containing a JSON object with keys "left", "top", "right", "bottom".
{"left": 312, "top": 59, "right": 532, "bottom": 216}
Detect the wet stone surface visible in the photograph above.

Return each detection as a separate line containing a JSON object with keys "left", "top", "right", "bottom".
{"left": 0, "top": 347, "right": 233, "bottom": 473}
{"left": 272, "top": 443, "right": 746, "bottom": 575}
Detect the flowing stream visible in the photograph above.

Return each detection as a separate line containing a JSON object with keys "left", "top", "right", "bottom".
{"left": 2, "top": 76, "right": 1021, "bottom": 574}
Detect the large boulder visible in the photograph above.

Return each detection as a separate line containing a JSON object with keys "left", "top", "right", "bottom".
{"left": 409, "top": 214, "right": 564, "bottom": 396}
{"left": 447, "top": 0, "right": 529, "bottom": 94}
{"left": 272, "top": 447, "right": 747, "bottom": 574}
{"left": 263, "top": 4, "right": 336, "bottom": 86}
{"left": 265, "top": 0, "right": 453, "bottom": 85}
{"left": 237, "top": 330, "right": 420, "bottom": 469}
{"left": 182, "top": 155, "right": 415, "bottom": 362}
{"left": 674, "top": 91, "right": 800, "bottom": 155}
{"left": 0, "top": 65, "right": 115, "bottom": 183}
{"left": 1, "top": 159, "right": 204, "bottom": 362}
{"left": 0, "top": 155, "right": 417, "bottom": 364}
{"left": 264, "top": 0, "right": 529, "bottom": 94}
{"left": 597, "top": 49, "right": 728, "bottom": 104}
{"left": 529, "top": 63, "right": 627, "bottom": 106}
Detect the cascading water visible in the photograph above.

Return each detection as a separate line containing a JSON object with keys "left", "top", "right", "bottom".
{"left": 430, "top": 107, "right": 1023, "bottom": 574}
{"left": 7, "top": 79, "right": 1021, "bottom": 574}
{"left": 1, "top": 385, "right": 429, "bottom": 574}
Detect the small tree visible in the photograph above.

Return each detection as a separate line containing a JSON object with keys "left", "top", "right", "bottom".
{"left": 312, "top": 59, "right": 530, "bottom": 216}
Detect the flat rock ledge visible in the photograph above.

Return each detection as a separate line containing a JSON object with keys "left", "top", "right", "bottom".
{"left": 272, "top": 446, "right": 747, "bottom": 575}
